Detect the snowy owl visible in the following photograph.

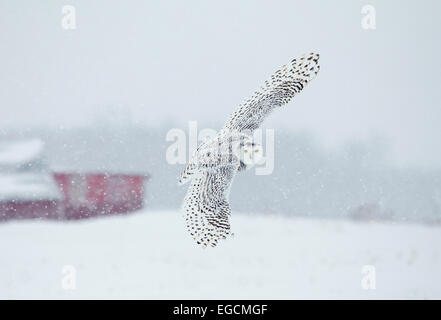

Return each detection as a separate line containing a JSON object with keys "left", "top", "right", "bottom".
{"left": 178, "top": 53, "right": 320, "bottom": 247}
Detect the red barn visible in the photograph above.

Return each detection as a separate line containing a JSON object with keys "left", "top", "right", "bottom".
{"left": 53, "top": 172, "right": 147, "bottom": 219}
{"left": 0, "top": 139, "right": 149, "bottom": 221}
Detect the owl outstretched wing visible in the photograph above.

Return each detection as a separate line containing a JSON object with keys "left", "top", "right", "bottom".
{"left": 223, "top": 53, "right": 320, "bottom": 132}
{"left": 182, "top": 162, "right": 238, "bottom": 247}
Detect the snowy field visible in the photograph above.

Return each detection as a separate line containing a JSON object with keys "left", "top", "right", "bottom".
{"left": 1, "top": 211, "right": 440, "bottom": 299}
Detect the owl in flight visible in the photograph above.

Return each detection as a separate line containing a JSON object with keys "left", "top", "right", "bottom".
{"left": 178, "top": 53, "right": 320, "bottom": 247}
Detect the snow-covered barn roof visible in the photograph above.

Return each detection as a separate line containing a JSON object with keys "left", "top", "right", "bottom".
{"left": 0, "top": 139, "right": 61, "bottom": 201}
{"left": 0, "top": 172, "right": 62, "bottom": 201}
{"left": 0, "top": 139, "right": 44, "bottom": 169}
{"left": 0, "top": 131, "right": 152, "bottom": 176}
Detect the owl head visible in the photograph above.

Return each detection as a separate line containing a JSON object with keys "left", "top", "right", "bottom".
{"left": 239, "top": 141, "right": 263, "bottom": 168}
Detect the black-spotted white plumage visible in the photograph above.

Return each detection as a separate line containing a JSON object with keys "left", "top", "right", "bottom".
{"left": 179, "top": 53, "right": 320, "bottom": 247}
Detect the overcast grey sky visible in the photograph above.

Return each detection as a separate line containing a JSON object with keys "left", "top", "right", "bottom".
{"left": 0, "top": 0, "right": 440, "bottom": 168}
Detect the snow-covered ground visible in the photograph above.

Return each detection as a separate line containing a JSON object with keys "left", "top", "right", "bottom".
{"left": 1, "top": 211, "right": 440, "bottom": 299}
